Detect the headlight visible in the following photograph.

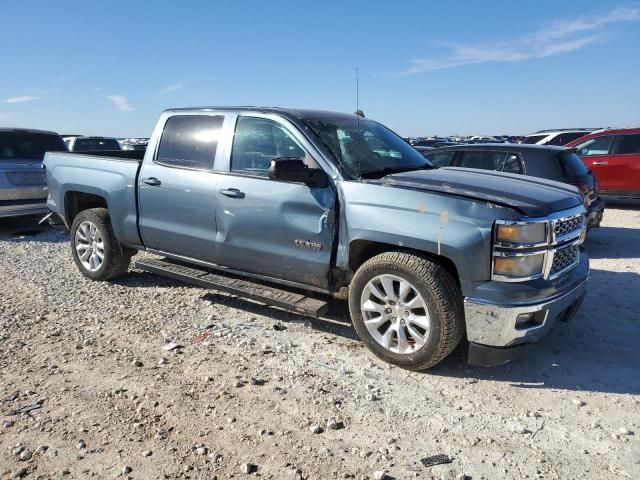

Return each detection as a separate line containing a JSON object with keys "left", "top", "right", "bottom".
{"left": 495, "top": 222, "right": 546, "bottom": 244}
{"left": 493, "top": 253, "right": 545, "bottom": 279}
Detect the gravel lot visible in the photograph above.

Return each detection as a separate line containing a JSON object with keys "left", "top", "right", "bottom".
{"left": 1, "top": 207, "right": 639, "bottom": 479}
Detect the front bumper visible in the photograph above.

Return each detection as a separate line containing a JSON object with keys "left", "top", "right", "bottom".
{"left": 586, "top": 197, "right": 605, "bottom": 229}
{"left": 0, "top": 200, "right": 48, "bottom": 218}
{"left": 464, "top": 259, "right": 588, "bottom": 368}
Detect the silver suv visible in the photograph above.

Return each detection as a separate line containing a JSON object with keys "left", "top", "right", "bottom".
{"left": 0, "top": 128, "right": 67, "bottom": 218}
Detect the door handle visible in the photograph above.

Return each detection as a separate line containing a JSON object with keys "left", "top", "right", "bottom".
{"left": 592, "top": 161, "right": 608, "bottom": 165}
{"left": 219, "top": 188, "right": 245, "bottom": 199}
{"left": 143, "top": 177, "right": 162, "bottom": 186}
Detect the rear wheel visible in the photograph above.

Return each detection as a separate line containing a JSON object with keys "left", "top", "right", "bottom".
{"left": 70, "top": 208, "right": 133, "bottom": 281}
{"left": 349, "top": 251, "right": 464, "bottom": 370}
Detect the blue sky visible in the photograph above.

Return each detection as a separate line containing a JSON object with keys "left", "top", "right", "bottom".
{"left": 1, "top": 0, "right": 639, "bottom": 137}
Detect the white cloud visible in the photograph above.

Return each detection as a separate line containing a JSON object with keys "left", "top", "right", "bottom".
{"left": 3, "top": 95, "right": 40, "bottom": 104}
{"left": 106, "top": 95, "right": 135, "bottom": 112}
{"left": 401, "top": 6, "right": 640, "bottom": 74}
{"left": 158, "top": 82, "right": 184, "bottom": 95}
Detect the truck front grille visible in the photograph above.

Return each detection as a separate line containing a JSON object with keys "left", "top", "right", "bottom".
{"left": 550, "top": 244, "right": 580, "bottom": 278}
{"left": 554, "top": 214, "right": 584, "bottom": 240}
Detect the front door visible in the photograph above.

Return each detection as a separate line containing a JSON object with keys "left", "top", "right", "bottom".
{"left": 574, "top": 134, "right": 616, "bottom": 191}
{"left": 213, "top": 115, "right": 336, "bottom": 289}
{"left": 138, "top": 114, "right": 225, "bottom": 262}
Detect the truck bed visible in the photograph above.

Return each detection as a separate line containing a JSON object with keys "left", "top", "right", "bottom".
{"left": 43, "top": 151, "right": 143, "bottom": 247}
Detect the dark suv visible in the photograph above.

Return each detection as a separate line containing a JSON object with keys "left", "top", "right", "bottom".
{"left": 422, "top": 143, "right": 605, "bottom": 228}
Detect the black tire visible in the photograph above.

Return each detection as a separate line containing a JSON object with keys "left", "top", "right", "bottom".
{"left": 348, "top": 251, "right": 464, "bottom": 370}
{"left": 70, "top": 208, "right": 133, "bottom": 281}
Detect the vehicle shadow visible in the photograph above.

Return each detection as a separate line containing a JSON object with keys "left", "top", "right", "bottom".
{"left": 603, "top": 199, "right": 640, "bottom": 210}
{"left": 585, "top": 225, "right": 640, "bottom": 259}
{"left": 429, "top": 268, "right": 640, "bottom": 395}
{"left": 116, "top": 269, "right": 360, "bottom": 342}
{"left": 121, "top": 266, "right": 640, "bottom": 395}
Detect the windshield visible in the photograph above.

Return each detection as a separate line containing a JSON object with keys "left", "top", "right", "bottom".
{"left": 73, "top": 138, "right": 121, "bottom": 151}
{"left": 521, "top": 134, "right": 547, "bottom": 144}
{"left": 304, "top": 117, "right": 433, "bottom": 178}
{"left": 0, "top": 132, "right": 67, "bottom": 160}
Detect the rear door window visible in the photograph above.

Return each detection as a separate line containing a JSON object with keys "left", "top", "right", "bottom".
{"left": 459, "top": 151, "right": 523, "bottom": 174}
{"left": 156, "top": 115, "right": 224, "bottom": 170}
{"left": 425, "top": 151, "right": 455, "bottom": 167}
{"left": 574, "top": 135, "right": 614, "bottom": 156}
{"left": 615, "top": 134, "right": 640, "bottom": 155}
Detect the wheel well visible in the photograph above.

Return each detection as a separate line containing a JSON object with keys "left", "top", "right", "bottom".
{"left": 65, "top": 192, "right": 108, "bottom": 225}
{"left": 348, "top": 240, "right": 460, "bottom": 284}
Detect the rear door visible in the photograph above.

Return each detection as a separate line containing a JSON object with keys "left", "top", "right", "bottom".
{"left": 212, "top": 114, "right": 336, "bottom": 289}
{"left": 138, "top": 113, "right": 226, "bottom": 262}
{"left": 573, "top": 134, "right": 616, "bottom": 191}
{"left": 608, "top": 134, "right": 640, "bottom": 194}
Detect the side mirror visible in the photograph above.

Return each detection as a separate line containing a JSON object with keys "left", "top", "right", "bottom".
{"left": 578, "top": 148, "right": 589, "bottom": 156}
{"left": 268, "top": 157, "right": 328, "bottom": 188}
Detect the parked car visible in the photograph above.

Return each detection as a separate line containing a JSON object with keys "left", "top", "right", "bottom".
{"left": 521, "top": 129, "right": 597, "bottom": 146}
{"left": 0, "top": 128, "right": 67, "bottom": 218}
{"left": 44, "top": 107, "right": 588, "bottom": 370}
{"left": 65, "top": 136, "right": 122, "bottom": 152}
{"left": 565, "top": 128, "right": 640, "bottom": 200}
{"left": 421, "top": 144, "right": 605, "bottom": 229}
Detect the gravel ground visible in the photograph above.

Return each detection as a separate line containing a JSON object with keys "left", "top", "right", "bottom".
{"left": 0, "top": 207, "right": 639, "bottom": 479}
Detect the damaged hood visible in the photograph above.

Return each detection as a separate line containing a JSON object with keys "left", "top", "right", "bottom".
{"left": 379, "top": 167, "right": 583, "bottom": 217}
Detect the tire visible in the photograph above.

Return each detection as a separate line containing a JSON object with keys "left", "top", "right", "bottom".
{"left": 348, "top": 251, "right": 464, "bottom": 370}
{"left": 70, "top": 208, "right": 133, "bottom": 281}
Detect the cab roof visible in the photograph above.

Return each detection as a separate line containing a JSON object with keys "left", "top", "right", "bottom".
{"left": 162, "top": 106, "right": 361, "bottom": 121}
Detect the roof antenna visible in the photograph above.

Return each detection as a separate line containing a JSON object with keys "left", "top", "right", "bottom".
{"left": 354, "top": 67, "right": 365, "bottom": 121}
{"left": 356, "top": 67, "right": 359, "bottom": 116}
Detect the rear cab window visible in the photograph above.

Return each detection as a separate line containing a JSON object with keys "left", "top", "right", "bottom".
{"left": 156, "top": 115, "right": 224, "bottom": 170}
{"left": 74, "top": 138, "right": 121, "bottom": 151}
{"left": 0, "top": 132, "right": 67, "bottom": 161}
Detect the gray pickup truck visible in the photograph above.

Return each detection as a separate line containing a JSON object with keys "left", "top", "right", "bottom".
{"left": 44, "top": 107, "right": 589, "bottom": 369}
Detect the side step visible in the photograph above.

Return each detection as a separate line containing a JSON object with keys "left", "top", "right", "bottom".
{"left": 135, "top": 257, "right": 329, "bottom": 318}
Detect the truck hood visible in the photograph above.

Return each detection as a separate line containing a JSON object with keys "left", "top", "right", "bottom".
{"left": 379, "top": 167, "right": 582, "bottom": 217}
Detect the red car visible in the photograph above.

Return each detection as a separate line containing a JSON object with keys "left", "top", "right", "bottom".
{"left": 566, "top": 128, "right": 640, "bottom": 199}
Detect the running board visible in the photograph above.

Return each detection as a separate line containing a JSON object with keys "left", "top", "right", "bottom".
{"left": 135, "top": 257, "right": 329, "bottom": 318}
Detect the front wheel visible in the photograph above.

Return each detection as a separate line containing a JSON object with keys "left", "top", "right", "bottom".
{"left": 70, "top": 208, "right": 133, "bottom": 281}
{"left": 349, "top": 252, "right": 465, "bottom": 370}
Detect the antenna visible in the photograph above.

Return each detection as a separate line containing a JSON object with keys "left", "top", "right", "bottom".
{"left": 356, "top": 67, "right": 359, "bottom": 115}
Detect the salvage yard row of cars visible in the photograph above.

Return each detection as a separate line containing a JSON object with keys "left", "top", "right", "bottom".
{"left": 1, "top": 112, "right": 639, "bottom": 370}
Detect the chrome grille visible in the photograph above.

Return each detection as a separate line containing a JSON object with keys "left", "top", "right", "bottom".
{"left": 554, "top": 214, "right": 584, "bottom": 240}
{"left": 550, "top": 244, "right": 579, "bottom": 277}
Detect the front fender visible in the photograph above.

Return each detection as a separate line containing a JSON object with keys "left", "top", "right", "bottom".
{"left": 338, "top": 181, "right": 520, "bottom": 282}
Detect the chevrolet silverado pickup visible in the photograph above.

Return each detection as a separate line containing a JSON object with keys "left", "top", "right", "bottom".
{"left": 44, "top": 107, "right": 589, "bottom": 369}
{"left": 1, "top": 128, "right": 67, "bottom": 218}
